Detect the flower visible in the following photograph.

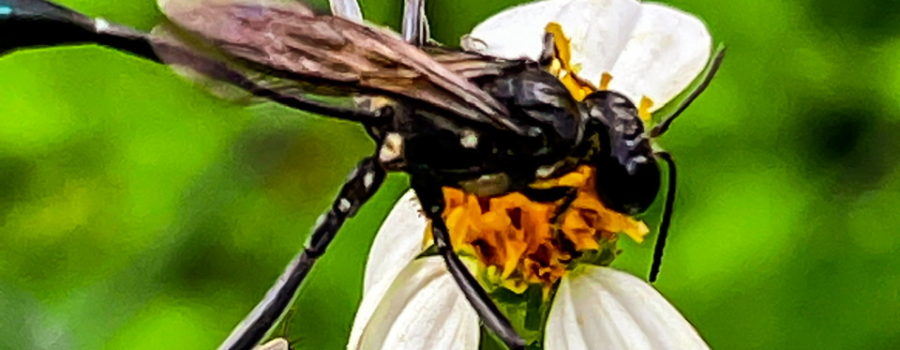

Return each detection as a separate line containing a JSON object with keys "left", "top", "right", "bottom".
{"left": 346, "top": 0, "right": 713, "bottom": 349}
{"left": 349, "top": 192, "right": 707, "bottom": 349}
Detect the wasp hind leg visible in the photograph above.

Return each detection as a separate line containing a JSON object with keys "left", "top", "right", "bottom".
{"left": 221, "top": 157, "right": 385, "bottom": 350}
{"left": 411, "top": 178, "right": 527, "bottom": 350}
{"left": 648, "top": 151, "right": 677, "bottom": 283}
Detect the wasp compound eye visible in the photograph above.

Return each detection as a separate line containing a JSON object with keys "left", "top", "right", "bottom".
{"left": 582, "top": 90, "right": 661, "bottom": 215}
{"left": 594, "top": 153, "right": 661, "bottom": 215}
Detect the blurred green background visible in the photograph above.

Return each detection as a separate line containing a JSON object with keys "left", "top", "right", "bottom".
{"left": 1, "top": 0, "right": 899, "bottom": 349}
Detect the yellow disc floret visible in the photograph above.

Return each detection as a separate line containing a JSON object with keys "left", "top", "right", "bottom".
{"left": 545, "top": 22, "right": 596, "bottom": 101}
{"left": 639, "top": 96, "right": 655, "bottom": 122}
{"left": 435, "top": 166, "right": 648, "bottom": 294}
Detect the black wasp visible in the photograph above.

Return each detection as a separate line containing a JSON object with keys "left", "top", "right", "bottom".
{"left": 0, "top": 0, "right": 724, "bottom": 349}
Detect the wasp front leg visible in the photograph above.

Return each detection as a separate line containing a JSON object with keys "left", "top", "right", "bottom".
{"left": 1, "top": 0, "right": 380, "bottom": 124}
{"left": 411, "top": 178, "right": 527, "bottom": 350}
{"left": 221, "top": 157, "right": 385, "bottom": 350}
{"left": 520, "top": 186, "right": 579, "bottom": 232}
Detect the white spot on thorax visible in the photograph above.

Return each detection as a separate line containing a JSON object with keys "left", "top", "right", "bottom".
{"left": 460, "top": 129, "right": 479, "bottom": 149}
{"left": 536, "top": 164, "right": 558, "bottom": 178}
{"left": 379, "top": 133, "right": 404, "bottom": 163}
{"left": 625, "top": 136, "right": 645, "bottom": 147}
{"left": 632, "top": 155, "right": 649, "bottom": 164}
{"left": 626, "top": 155, "right": 650, "bottom": 173}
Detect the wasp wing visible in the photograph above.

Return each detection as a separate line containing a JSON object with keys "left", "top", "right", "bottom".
{"left": 426, "top": 47, "right": 528, "bottom": 80}
{"left": 160, "top": 0, "right": 527, "bottom": 134}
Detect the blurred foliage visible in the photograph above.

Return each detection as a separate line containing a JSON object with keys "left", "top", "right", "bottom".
{"left": 1, "top": 0, "right": 899, "bottom": 349}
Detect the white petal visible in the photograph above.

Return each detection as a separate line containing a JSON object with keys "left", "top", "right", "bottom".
{"left": 464, "top": 0, "right": 711, "bottom": 109}
{"left": 545, "top": 266, "right": 708, "bottom": 350}
{"left": 349, "top": 191, "right": 434, "bottom": 350}
{"left": 554, "top": 0, "right": 643, "bottom": 76}
{"left": 465, "top": 0, "right": 642, "bottom": 72}
{"left": 463, "top": 0, "right": 577, "bottom": 59}
{"left": 330, "top": 0, "right": 364, "bottom": 22}
{"left": 363, "top": 190, "right": 428, "bottom": 295}
{"left": 348, "top": 257, "right": 480, "bottom": 350}
{"left": 608, "top": 3, "right": 712, "bottom": 109}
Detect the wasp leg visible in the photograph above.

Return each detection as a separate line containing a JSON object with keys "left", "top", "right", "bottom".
{"left": 520, "top": 186, "right": 578, "bottom": 230}
{"left": 519, "top": 186, "right": 575, "bottom": 203}
{"left": 0, "top": 0, "right": 157, "bottom": 58}
{"left": 549, "top": 188, "right": 579, "bottom": 228}
{"left": 221, "top": 157, "right": 385, "bottom": 350}
{"left": 411, "top": 179, "right": 527, "bottom": 350}
{"left": 649, "top": 46, "right": 726, "bottom": 137}
{"left": 402, "top": 0, "right": 429, "bottom": 46}
{"left": 0, "top": 0, "right": 380, "bottom": 123}
{"left": 328, "top": 0, "right": 363, "bottom": 22}
{"left": 648, "top": 151, "right": 677, "bottom": 282}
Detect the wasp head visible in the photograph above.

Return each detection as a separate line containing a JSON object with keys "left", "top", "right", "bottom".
{"left": 580, "top": 90, "right": 661, "bottom": 215}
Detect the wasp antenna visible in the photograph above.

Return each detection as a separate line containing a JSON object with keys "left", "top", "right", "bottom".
{"left": 649, "top": 151, "right": 677, "bottom": 282}
{"left": 402, "top": 0, "right": 429, "bottom": 46}
{"left": 649, "top": 44, "right": 727, "bottom": 138}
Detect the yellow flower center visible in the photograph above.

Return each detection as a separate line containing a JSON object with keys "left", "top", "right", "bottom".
{"left": 436, "top": 166, "right": 648, "bottom": 294}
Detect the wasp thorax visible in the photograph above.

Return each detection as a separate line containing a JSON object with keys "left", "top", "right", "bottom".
{"left": 432, "top": 166, "right": 648, "bottom": 295}
{"left": 378, "top": 132, "right": 404, "bottom": 164}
